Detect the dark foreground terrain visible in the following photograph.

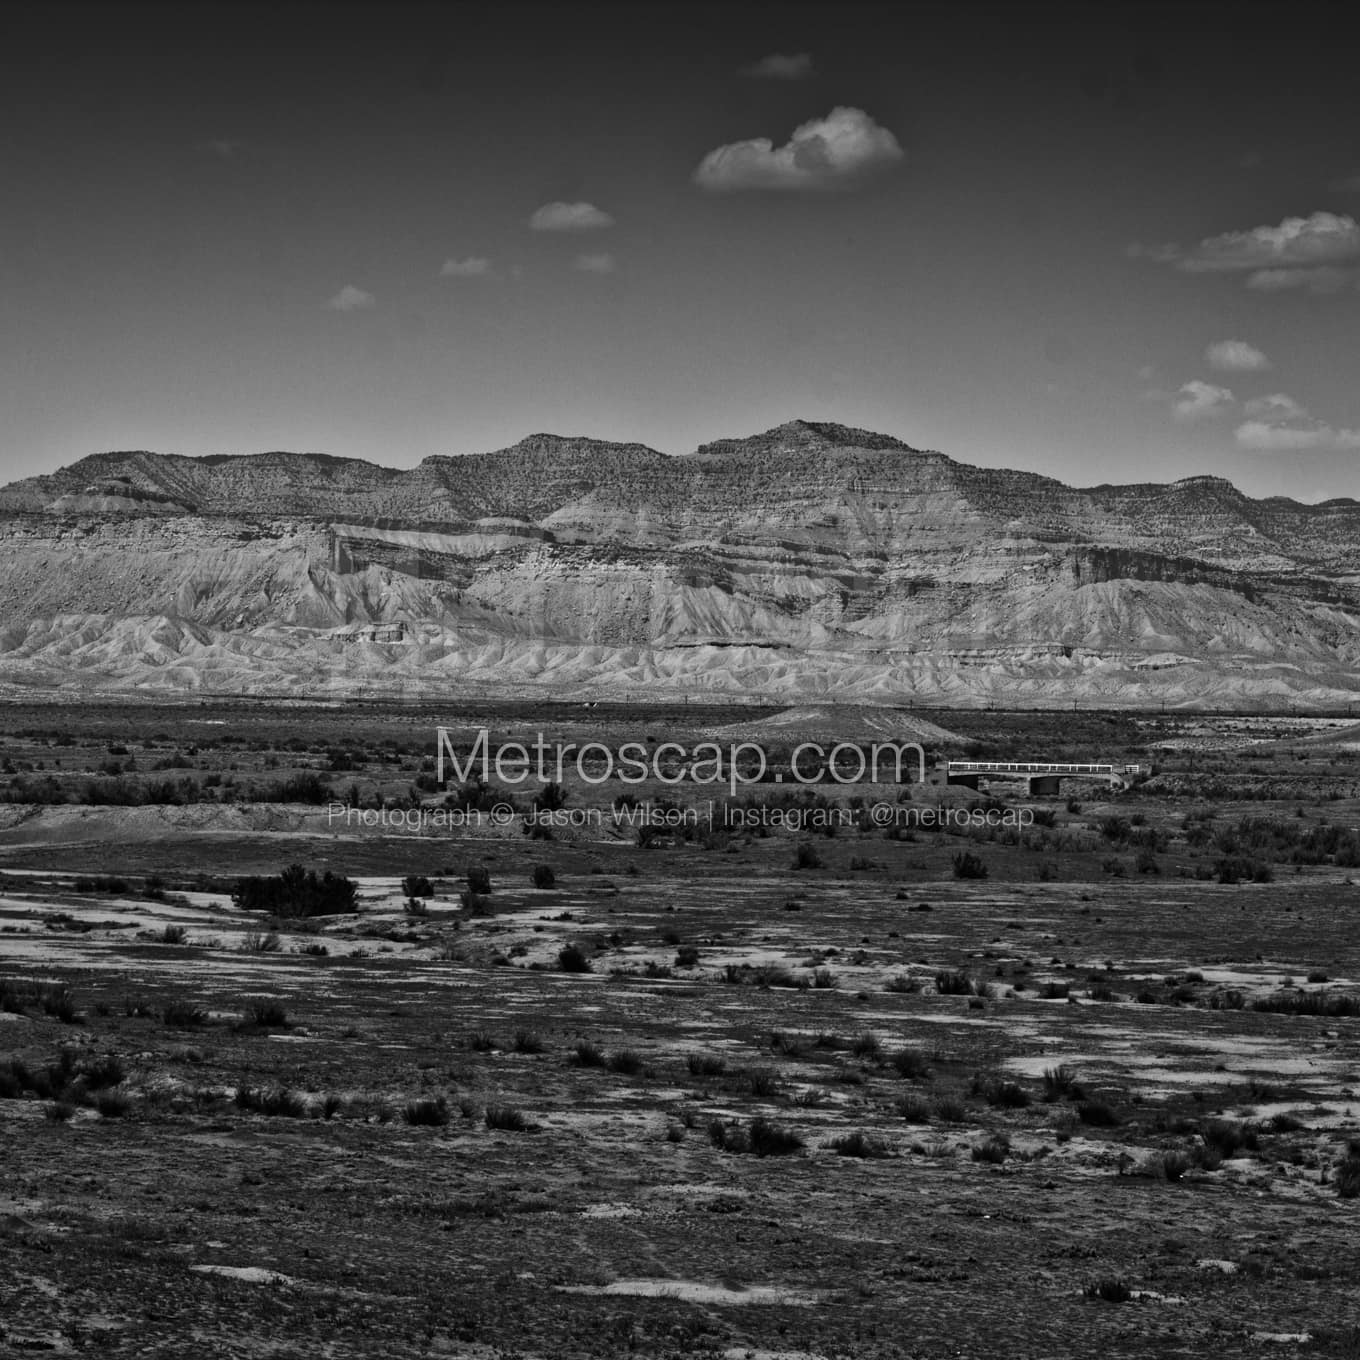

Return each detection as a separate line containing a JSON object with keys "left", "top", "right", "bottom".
{"left": 2, "top": 703, "right": 1359, "bottom": 1359}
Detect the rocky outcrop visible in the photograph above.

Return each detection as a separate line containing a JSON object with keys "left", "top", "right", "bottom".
{"left": 1, "top": 420, "right": 1357, "bottom": 706}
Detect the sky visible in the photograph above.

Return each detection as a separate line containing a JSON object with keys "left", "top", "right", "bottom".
{"left": 1, "top": 0, "right": 1358, "bottom": 500}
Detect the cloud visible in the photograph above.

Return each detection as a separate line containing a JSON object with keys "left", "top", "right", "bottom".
{"left": 693, "top": 106, "right": 903, "bottom": 193}
{"left": 742, "top": 52, "right": 814, "bottom": 80}
{"left": 1205, "top": 339, "right": 1270, "bottom": 373}
{"left": 1178, "top": 212, "right": 1360, "bottom": 272}
{"left": 326, "top": 285, "right": 375, "bottom": 312}
{"left": 200, "top": 138, "right": 242, "bottom": 158}
{"left": 529, "top": 201, "right": 614, "bottom": 231}
{"left": 1243, "top": 393, "right": 1308, "bottom": 421}
{"left": 573, "top": 252, "right": 615, "bottom": 274}
{"left": 1246, "top": 265, "right": 1358, "bottom": 294}
{"left": 1132, "top": 213, "right": 1360, "bottom": 290}
{"left": 440, "top": 256, "right": 493, "bottom": 278}
{"left": 1172, "top": 380, "right": 1235, "bottom": 421}
{"left": 1235, "top": 392, "right": 1360, "bottom": 451}
{"left": 1330, "top": 171, "right": 1360, "bottom": 192}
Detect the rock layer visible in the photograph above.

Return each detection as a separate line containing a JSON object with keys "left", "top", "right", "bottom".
{"left": 1, "top": 421, "right": 1358, "bottom": 706}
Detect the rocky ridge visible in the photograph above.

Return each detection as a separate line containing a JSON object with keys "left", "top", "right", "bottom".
{"left": 1, "top": 420, "right": 1357, "bottom": 706}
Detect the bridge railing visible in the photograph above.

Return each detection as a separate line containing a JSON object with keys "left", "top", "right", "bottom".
{"left": 947, "top": 761, "right": 1116, "bottom": 775}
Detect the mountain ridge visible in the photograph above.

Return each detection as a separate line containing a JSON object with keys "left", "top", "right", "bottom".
{"left": 1, "top": 421, "right": 1358, "bottom": 706}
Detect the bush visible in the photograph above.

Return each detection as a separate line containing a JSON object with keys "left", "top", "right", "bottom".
{"left": 608, "top": 1050, "right": 646, "bottom": 1076}
{"left": 162, "top": 1000, "right": 207, "bottom": 1028}
{"left": 234, "top": 864, "right": 356, "bottom": 918}
{"left": 747, "top": 1067, "right": 779, "bottom": 1096}
{"left": 828, "top": 1130, "right": 892, "bottom": 1158}
{"left": 976, "top": 1076, "right": 1031, "bottom": 1109}
{"left": 558, "top": 943, "right": 592, "bottom": 974}
{"left": 1084, "top": 1277, "right": 1132, "bottom": 1303}
{"left": 748, "top": 1117, "right": 804, "bottom": 1157}
{"left": 792, "top": 843, "right": 823, "bottom": 870}
{"left": 0, "top": 981, "right": 82, "bottom": 1024}
{"left": 512, "top": 1029, "right": 545, "bottom": 1054}
{"left": 1201, "top": 1119, "right": 1259, "bottom": 1158}
{"left": 1251, "top": 989, "right": 1360, "bottom": 1018}
{"left": 484, "top": 1104, "right": 532, "bottom": 1132}
{"left": 1042, "top": 1065, "right": 1082, "bottom": 1101}
{"left": 243, "top": 1000, "right": 288, "bottom": 1029}
{"left": 531, "top": 865, "right": 556, "bottom": 889}
{"left": 890, "top": 1047, "right": 931, "bottom": 1080}
{"left": 572, "top": 1039, "right": 606, "bottom": 1068}
{"left": 952, "top": 852, "right": 988, "bottom": 880}
{"left": 686, "top": 1053, "right": 726, "bottom": 1077}
{"left": 1157, "top": 1150, "right": 1191, "bottom": 1181}
{"left": 234, "top": 1085, "right": 308, "bottom": 1117}
{"left": 242, "top": 930, "right": 282, "bottom": 954}
{"left": 404, "top": 1096, "right": 450, "bottom": 1126}
{"left": 95, "top": 1090, "right": 131, "bottom": 1119}
{"left": 935, "top": 969, "right": 976, "bottom": 996}
{"left": 933, "top": 1095, "right": 967, "bottom": 1123}
{"left": 897, "top": 1093, "right": 933, "bottom": 1123}
{"left": 971, "top": 1133, "right": 1010, "bottom": 1164}
{"left": 402, "top": 874, "right": 434, "bottom": 899}
{"left": 158, "top": 924, "right": 188, "bottom": 945}
{"left": 851, "top": 1031, "right": 882, "bottom": 1060}
{"left": 467, "top": 865, "right": 492, "bottom": 894}
{"left": 1336, "top": 1149, "right": 1360, "bottom": 1199}
{"left": 1076, "top": 1100, "right": 1120, "bottom": 1127}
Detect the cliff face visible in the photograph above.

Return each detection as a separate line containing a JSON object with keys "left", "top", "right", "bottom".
{"left": 1, "top": 420, "right": 1358, "bottom": 706}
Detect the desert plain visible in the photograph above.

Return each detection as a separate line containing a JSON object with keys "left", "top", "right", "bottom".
{"left": 1, "top": 700, "right": 1359, "bottom": 1359}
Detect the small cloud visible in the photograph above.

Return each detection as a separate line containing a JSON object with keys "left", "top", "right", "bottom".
{"left": 439, "top": 256, "right": 493, "bottom": 278}
{"left": 1172, "top": 379, "right": 1235, "bottom": 421}
{"left": 742, "top": 52, "right": 814, "bottom": 80}
{"left": 1246, "top": 265, "right": 1358, "bottom": 294}
{"left": 326, "top": 285, "right": 375, "bottom": 312}
{"left": 1330, "top": 171, "right": 1360, "bottom": 192}
{"left": 1133, "top": 213, "right": 1360, "bottom": 290}
{"left": 573, "top": 252, "right": 615, "bottom": 274}
{"left": 1205, "top": 339, "right": 1271, "bottom": 373}
{"left": 693, "top": 106, "right": 903, "bottom": 193}
{"left": 529, "top": 201, "right": 615, "bottom": 231}
{"left": 1235, "top": 392, "right": 1360, "bottom": 451}
{"left": 200, "top": 138, "right": 242, "bottom": 158}
{"left": 1243, "top": 393, "right": 1308, "bottom": 421}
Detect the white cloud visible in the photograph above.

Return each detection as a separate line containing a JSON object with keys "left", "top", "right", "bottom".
{"left": 1235, "top": 392, "right": 1360, "bottom": 451}
{"left": 1172, "top": 380, "right": 1235, "bottom": 421}
{"left": 528, "top": 201, "right": 614, "bottom": 231}
{"left": 440, "top": 256, "right": 493, "bottom": 278}
{"left": 573, "top": 252, "right": 615, "bottom": 274}
{"left": 1246, "top": 265, "right": 1358, "bottom": 294}
{"left": 1243, "top": 393, "right": 1308, "bottom": 421}
{"left": 1236, "top": 421, "right": 1360, "bottom": 451}
{"left": 1205, "top": 339, "right": 1270, "bottom": 372}
{"left": 1177, "top": 212, "right": 1360, "bottom": 272}
{"left": 693, "top": 106, "right": 903, "bottom": 193}
{"left": 1132, "top": 212, "right": 1360, "bottom": 291}
{"left": 742, "top": 52, "right": 814, "bottom": 80}
{"left": 326, "top": 285, "right": 374, "bottom": 312}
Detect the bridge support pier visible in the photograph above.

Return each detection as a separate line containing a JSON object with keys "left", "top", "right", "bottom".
{"left": 1028, "top": 775, "right": 1062, "bottom": 796}
{"left": 947, "top": 774, "right": 980, "bottom": 790}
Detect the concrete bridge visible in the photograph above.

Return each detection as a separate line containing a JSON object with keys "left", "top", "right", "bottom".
{"left": 945, "top": 760, "right": 1142, "bottom": 795}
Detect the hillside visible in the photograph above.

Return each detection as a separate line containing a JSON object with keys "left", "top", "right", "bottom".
{"left": 1, "top": 420, "right": 1358, "bottom": 707}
